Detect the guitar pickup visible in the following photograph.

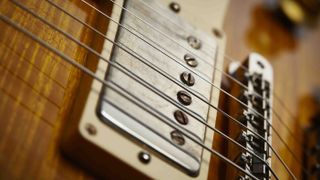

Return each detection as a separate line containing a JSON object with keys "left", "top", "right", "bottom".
{"left": 95, "top": 0, "right": 219, "bottom": 176}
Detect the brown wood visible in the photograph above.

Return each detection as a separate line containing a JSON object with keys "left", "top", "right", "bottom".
{"left": 0, "top": 0, "right": 112, "bottom": 179}
{"left": 210, "top": 0, "right": 320, "bottom": 179}
{"left": 0, "top": 0, "right": 320, "bottom": 179}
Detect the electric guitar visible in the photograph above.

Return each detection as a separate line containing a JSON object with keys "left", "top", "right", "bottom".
{"left": 0, "top": 0, "right": 319, "bottom": 179}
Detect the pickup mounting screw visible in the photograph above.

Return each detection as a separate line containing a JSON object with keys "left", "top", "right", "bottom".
{"left": 138, "top": 151, "right": 151, "bottom": 164}
{"left": 171, "top": 130, "right": 185, "bottom": 145}
{"left": 212, "top": 28, "right": 223, "bottom": 38}
{"left": 174, "top": 110, "right": 189, "bottom": 125}
{"left": 187, "top": 35, "right": 201, "bottom": 49}
{"left": 169, "top": 2, "right": 180, "bottom": 13}
{"left": 177, "top": 90, "right": 192, "bottom": 105}
{"left": 85, "top": 123, "right": 97, "bottom": 136}
{"left": 184, "top": 54, "right": 198, "bottom": 67}
{"left": 180, "top": 72, "right": 195, "bottom": 86}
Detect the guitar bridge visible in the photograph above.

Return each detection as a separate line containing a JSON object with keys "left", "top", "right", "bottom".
{"left": 226, "top": 53, "right": 273, "bottom": 179}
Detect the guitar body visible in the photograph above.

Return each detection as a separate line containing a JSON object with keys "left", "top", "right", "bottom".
{"left": 211, "top": 1, "right": 320, "bottom": 179}
{"left": 0, "top": 0, "right": 319, "bottom": 179}
{"left": 0, "top": 0, "right": 111, "bottom": 178}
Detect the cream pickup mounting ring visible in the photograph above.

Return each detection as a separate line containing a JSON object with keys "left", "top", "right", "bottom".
{"left": 97, "top": 0, "right": 218, "bottom": 176}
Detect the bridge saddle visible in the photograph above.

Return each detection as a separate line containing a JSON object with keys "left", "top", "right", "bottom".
{"left": 226, "top": 53, "right": 273, "bottom": 179}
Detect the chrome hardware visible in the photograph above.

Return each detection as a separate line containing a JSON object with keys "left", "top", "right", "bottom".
{"left": 249, "top": 94, "right": 263, "bottom": 110}
{"left": 173, "top": 110, "right": 189, "bottom": 125}
{"left": 184, "top": 54, "right": 198, "bottom": 67}
{"left": 97, "top": 0, "right": 219, "bottom": 175}
{"left": 251, "top": 159, "right": 270, "bottom": 179}
{"left": 169, "top": 2, "right": 180, "bottom": 13}
{"left": 138, "top": 151, "right": 151, "bottom": 164}
{"left": 237, "top": 131, "right": 251, "bottom": 144}
{"left": 239, "top": 90, "right": 249, "bottom": 104}
{"left": 177, "top": 90, "right": 192, "bottom": 105}
{"left": 187, "top": 36, "right": 201, "bottom": 49}
{"left": 171, "top": 130, "right": 185, "bottom": 145}
{"left": 227, "top": 53, "right": 273, "bottom": 179}
{"left": 239, "top": 112, "right": 264, "bottom": 131}
{"left": 238, "top": 175, "right": 250, "bottom": 180}
{"left": 236, "top": 153, "right": 252, "bottom": 167}
{"left": 180, "top": 72, "right": 195, "bottom": 86}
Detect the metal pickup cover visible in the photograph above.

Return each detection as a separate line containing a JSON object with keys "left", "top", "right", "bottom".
{"left": 97, "top": 0, "right": 218, "bottom": 176}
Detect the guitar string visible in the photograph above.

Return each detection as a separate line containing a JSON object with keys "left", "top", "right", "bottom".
{"left": 10, "top": 1, "right": 296, "bottom": 178}
{"left": 137, "top": 0, "right": 300, "bottom": 127}
{"left": 80, "top": 0, "right": 305, "bottom": 170}
{"left": 107, "top": 0, "right": 296, "bottom": 121}
{"left": 7, "top": 0, "right": 302, "bottom": 178}
{"left": 110, "top": 0, "right": 303, "bottom": 147}
{"left": 85, "top": 0, "right": 303, "bottom": 153}
{"left": 0, "top": 13, "right": 264, "bottom": 180}
{"left": 36, "top": 0, "right": 298, "bottom": 177}
{"left": 41, "top": 1, "right": 283, "bottom": 178}
{"left": 5, "top": 1, "right": 292, "bottom": 178}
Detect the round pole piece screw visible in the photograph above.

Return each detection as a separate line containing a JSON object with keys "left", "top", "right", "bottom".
{"left": 180, "top": 72, "right": 195, "bottom": 86}
{"left": 170, "top": 130, "right": 185, "bottom": 145}
{"left": 174, "top": 110, "right": 189, "bottom": 125}
{"left": 184, "top": 54, "right": 198, "bottom": 67}
{"left": 169, "top": 2, "right": 180, "bottom": 13}
{"left": 138, "top": 151, "right": 151, "bottom": 164}
{"left": 187, "top": 35, "right": 201, "bottom": 49}
{"left": 177, "top": 90, "right": 192, "bottom": 106}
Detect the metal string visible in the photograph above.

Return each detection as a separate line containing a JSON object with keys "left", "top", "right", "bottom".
{"left": 119, "top": 0, "right": 303, "bottom": 149}
{"left": 84, "top": 0, "right": 298, "bottom": 150}
{"left": 6, "top": 0, "right": 298, "bottom": 179}
{"left": 4, "top": 1, "right": 283, "bottom": 178}
{"left": 117, "top": 0, "right": 305, "bottom": 169}
{"left": 135, "top": 0, "right": 303, "bottom": 147}
{"left": 80, "top": 0, "right": 303, "bottom": 174}
{"left": 41, "top": 1, "right": 284, "bottom": 178}
{"left": 25, "top": 0, "right": 275, "bottom": 172}
{"left": 137, "top": 0, "right": 300, "bottom": 123}
{"left": 40, "top": 0, "right": 297, "bottom": 178}
{"left": 0, "top": 13, "right": 262, "bottom": 180}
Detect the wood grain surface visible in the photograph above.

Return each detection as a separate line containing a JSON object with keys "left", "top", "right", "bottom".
{"left": 0, "top": 0, "right": 110, "bottom": 179}
{"left": 0, "top": 0, "right": 319, "bottom": 179}
{"left": 211, "top": 0, "right": 320, "bottom": 179}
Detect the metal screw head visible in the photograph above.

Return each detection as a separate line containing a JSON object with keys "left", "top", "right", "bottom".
{"left": 237, "top": 131, "right": 248, "bottom": 144}
{"left": 257, "top": 61, "right": 265, "bottom": 69}
{"left": 85, "top": 123, "right": 97, "bottom": 136}
{"left": 138, "top": 151, "right": 151, "bottom": 164}
{"left": 174, "top": 110, "right": 189, "bottom": 125}
{"left": 187, "top": 35, "right": 201, "bottom": 49}
{"left": 180, "top": 72, "right": 195, "bottom": 86}
{"left": 239, "top": 153, "right": 252, "bottom": 167}
{"left": 212, "top": 28, "right": 223, "bottom": 38}
{"left": 170, "top": 130, "right": 185, "bottom": 145}
{"left": 250, "top": 73, "right": 262, "bottom": 87}
{"left": 177, "top": 90, "right": 192, "bottom": 106}
{"left": 184, "top": 54, "right": 198, "bottom": 67}
{"left": 169, "top": 2, "right": 180, "bottom": 13}
{"left": 239, "top": 90, "right": 249, "bottom": 103}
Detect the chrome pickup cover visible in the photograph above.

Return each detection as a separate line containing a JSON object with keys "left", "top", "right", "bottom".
{"left": 97, "top": 0, "right": 218, "bottom": 176}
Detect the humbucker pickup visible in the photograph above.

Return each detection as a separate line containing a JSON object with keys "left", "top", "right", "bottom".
{"left": 97, "top": 0, "right": 218, "bottom": 176}
{"left": 226, "top": 53, "right": 273, "bottom": 180}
